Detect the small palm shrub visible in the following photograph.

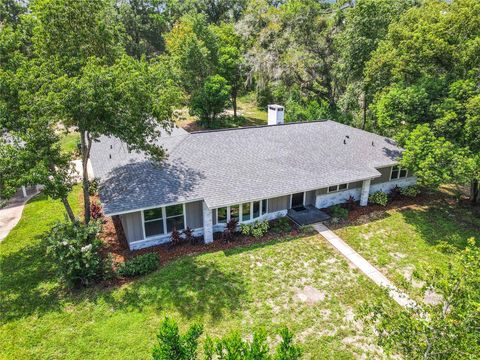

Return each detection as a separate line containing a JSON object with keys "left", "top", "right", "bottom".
{"left": 369, "top": 191, "right": 389, "bottom": 206}
{"left": 45, "top": 220, "right": 104, "bottom": 288}
{"left": 400, "top": 185, "right": 420, "bottom": 197}
{"left": 90, "top": 202, "right": 103, "bottom": 220}
{"left": 171, "top": 226, "right": 182, "bottom": 246}
{"left": 223, "top": 218, "right": 238, "bottom": 242}
{"left": 389, "top": 185, "right": 402, "bottom": 200}
{"left": 329, "top": 205, "right": 349, "bottom": 219}
{"left": 117, "top": 253, "right": 159, "bottom": 277}
{"left": 272, "top": 217, "right": 292, "bottom": 234}
{"left": 183, "top": 226, "right": 197, "bottom": 245}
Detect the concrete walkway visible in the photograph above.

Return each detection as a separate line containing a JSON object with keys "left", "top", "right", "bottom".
{"left": 0, "top": 189, "right": 39, "bottom": 242}
{"left": 313, "top": 223, "right": 416, "bottom": 308}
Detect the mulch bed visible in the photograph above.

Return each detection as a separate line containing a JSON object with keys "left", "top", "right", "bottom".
{"left": 99, "top": 216, "right": 313, "bottom": 288}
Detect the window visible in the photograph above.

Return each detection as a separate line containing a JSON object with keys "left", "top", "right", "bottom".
{"left": 253, "top": 201, "right": 260, "bottom": 219}
{"left": 390, "top": 166, "right": 408, "bottom": 180}
{"left": 230, "top": 205, "right": 240, "bottom": 221}
{"left": 242, "top": 202, "right": 251, "bottom": 221}
{"left": 217, "top": 207, "right": 228, "bottom": 224}
{"left": 166, "top": 204, "right": 185, "bottom": 233}
{"left": 327, "top": 184, "right": 348, "bottom": 193}
{"left": 262, "top": 199, "right": 267, "bottom": 215}
{"left": 144, "top": 208, "right": 164, "bottom": 237}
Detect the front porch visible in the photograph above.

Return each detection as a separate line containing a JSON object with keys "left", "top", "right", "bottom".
{"left": 287, "top": 205, "right": 331, "bottom": 226}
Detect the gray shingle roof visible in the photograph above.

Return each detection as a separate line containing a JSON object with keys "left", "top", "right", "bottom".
{"left": 90, "top": 121, "right": 402, "bottom": 215}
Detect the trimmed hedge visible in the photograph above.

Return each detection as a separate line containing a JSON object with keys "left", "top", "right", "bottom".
{"left": 117, "top": 253, "right": 159, "bottom": 277}
{"left": 369, "top": 191, "right": 389, "bottom": 206}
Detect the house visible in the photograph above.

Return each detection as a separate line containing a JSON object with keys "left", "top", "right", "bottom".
{"left": 90, "top": 108, "right": 416, "bottom": 250}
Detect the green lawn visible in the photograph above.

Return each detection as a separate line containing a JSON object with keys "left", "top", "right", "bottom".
{"left": 59, "top": 131, "right": 80, "bottom": 155}
{"left": 236, "top": 93, "right": 267, "bottom": 125}
{"left": 334, "top": 197, "right": 480, "bottom": 299}
{"left": 0, "top": 188, "right": 393, "bottom": 359}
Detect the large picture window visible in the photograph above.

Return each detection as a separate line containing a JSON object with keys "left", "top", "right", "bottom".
{"left": 143, "top": 204, "right": 185, "bottom": 238}
{"left": 242, "top": 202, "right": 251, "bottom": 221}
{"left": 253, "top": 201, "right": 261, "bottom": 219}
{"left": 166, "top": 204, "right": 185, "bottom": 232}
{"left": 390, "top": 166, "right": 408, "bottom": 180}
{"left": 144, "top": 208, "right": 164, "bottom": 237}
{"left": 217, "top": 207, "right": 228, "bottom": 224}
{"left": 215, "top": 199, "right": 269, "bottom": 225}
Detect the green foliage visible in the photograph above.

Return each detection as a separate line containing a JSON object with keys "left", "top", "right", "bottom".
{"left": 240, "top": 220, "right": 270, "bottom": 238}
{"left": 329, "top": 205, "right": 349, "bottom": 220}
{"left": 400, "top": 185, "right": 420, "bottom": 198}
{"left": 363, "top": 240, "right": 480, "bottom": 359}
{"left": 152, "top": 317, "right": 203, "bottom": 360}
{"left": 369, "top": 191, "right": 389, "bottom": 207}
{"left": 204, "top": 326, "right": 302, "bottom": 360}
{"left": 117, "top": 253, "right": 160, "bottom": 278}
{"left": 272, "top": 218, "right": 292, "bottom": 234}
{"left": 45, "top": 220, "right": 104, "bottom": 287}
{"left": 190, "top": 74, "right": 231, "bottom": 126}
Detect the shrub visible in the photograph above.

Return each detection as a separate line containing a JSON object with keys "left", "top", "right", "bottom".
{"left": 204, "top": 326, "right": 302, "bottom": 360}
{"left": 389, "top": 185, "right": 402, "bottom": 200}
{"left": 90, "top": 202, "right": 103, "bottom": 220}
{"left": 182, "top": 226, "right": 196, "bottom": 245}
{"left": 88, "top": 178, "right": 100, "bottom": 196}
{"left": 223, "top": 218, "right": 238, "bottom": 242}
{"left": 117, "top": 253, "right": 159, "bottom": 277}
{"left": 170, "top": 226, "right": 182, "bottom": 246}
{"left": 272, "top": 217, "right": 292, "bottom": 234}
{"left": 240, "top": 223, "right": 253, "bottom": 236}
{"left": 190, "top": 75, "right": 231, "bottom": 126}
{"left": 251, "top": 220, "right": 269, "bottom": 238}
{"left": 329, "top": 205, "right": 349, "bottom": 219}
{"left": 400, "top": 185, "right": 420, "bottom": 197}
{"left": 369, "top": 191, "right": 389, "bottom": 206}
{"left": 45, "top": 220, "right": 104, "bottom": 288}
{"left": 345, "top": 195, "right": 357, "bottom": 210}
{"left": 152, "top": 317, "right": 203, "bottom": 360}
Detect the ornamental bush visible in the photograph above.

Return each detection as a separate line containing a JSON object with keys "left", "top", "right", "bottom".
{"left": 45, "top": 221, "right": 104, "bottom": 288}
{"left": 117, "top": 253, "right": 160, "bottom": 278}
{"left": 400, "top": 185, "right": 420, "bottom": 197}
{"left": 369, "top": 191, "right": 389, "bottom": 206}
{"left": 240, "top": 223, "right": 253, "bottom": 236}
{"left": 329, "top": 205, "right": 349, "bottom": 219}
{"left": 272, "top": 217, "right": 292, "bottom": 234}
{"left": 251, "top": 220, "right": 270, "bottom": 238}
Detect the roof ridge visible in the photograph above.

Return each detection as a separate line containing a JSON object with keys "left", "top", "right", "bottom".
{"left": 189, "top": 119, "right": 330, "bottom": 135}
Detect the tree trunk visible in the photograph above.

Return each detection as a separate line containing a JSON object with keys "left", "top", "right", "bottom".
{"left": 471, "top": 179, "right": 479, "bottom": 204}
{"left": 233, "top": 94, "right": 237, "bottom": 118}
{"left": 362, "top": 92, "right": 367, "bottom": 130}
{"left": 79, "top": 130, "right": 91, "bottom": 224}
{"left": 61, "top": 196, "right": 76, "bottom": 223}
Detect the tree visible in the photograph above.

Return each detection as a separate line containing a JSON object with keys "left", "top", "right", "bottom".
{"left": 213, "top": 23, "right": 246, "bottom": 117}
{"left": 363, "top": 239, "right": 480, "bottom": 359}
{"left": 116, "top": 0, "right": 168, "bottom": 59}
{"left": 190, "top": 74, "right": 231, "bottom": 126}
{"left": 25, "top": 0, "right": 179, "bottom": 223}
{"left": 365, "top": 0, "right": 480, "bottom": 202}
{"left": 335, "top": 0, "right": 415, "bottom": 128}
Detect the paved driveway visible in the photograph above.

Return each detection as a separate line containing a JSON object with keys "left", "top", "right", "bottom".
{"left": 0, "top": 189, "right": 38, "bottom": 242}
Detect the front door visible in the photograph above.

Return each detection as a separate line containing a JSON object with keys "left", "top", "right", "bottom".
{"left": 291, "top": 192, "right": 304, "bottom": 209}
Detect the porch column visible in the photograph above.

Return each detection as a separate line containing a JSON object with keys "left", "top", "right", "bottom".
{"left": 202, "top": 201, "right": 213, "bottom": 243}
{"left": 21, "top": 186, "right": 27, "bottom": 198}
{"left": 360, "top": 179, "right": 371, "bottom": 206}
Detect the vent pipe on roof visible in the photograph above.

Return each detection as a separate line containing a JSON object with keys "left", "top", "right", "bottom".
{"left": 268, "top": 104, "right": 285, "bottom": 125}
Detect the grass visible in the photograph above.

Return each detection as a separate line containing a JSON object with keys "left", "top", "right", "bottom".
{"left": 236, "top": 93, "right": 267, "bottom": 125}
{"left": 0, "top": 188, "right": 393, "bottom": 359}
{"left": 334, "top": 196, "right": 480, "bottom": 299}
{"left": 59, "top": 131, "right": 80, "bottom": 155}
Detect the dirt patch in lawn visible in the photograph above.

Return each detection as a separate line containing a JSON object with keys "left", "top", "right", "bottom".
{"left": 99, "top": 215, "right": 317, "bottom": 287}
{"left": 295, "top": 286, "right": 326, "bottom": 304}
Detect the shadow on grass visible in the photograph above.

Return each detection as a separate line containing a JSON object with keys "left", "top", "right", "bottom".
{"left": 398, "top": 203, "right": 479, "bottom": 250}
{"left": 103, "top": 255, "right": 246, "bottom": 321}
{"left": 1, "top": 238, "right": 247, "bottom": 324}
{"left": 0, "top": 234, "right": 63, "bottom": 324}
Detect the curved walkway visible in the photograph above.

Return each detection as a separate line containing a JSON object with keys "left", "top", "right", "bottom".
{"left": 313, "top": 223, "right": 416, "bottom": 308}
{"left": 0, "top": 190, "right": 39, "bottom": 242}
